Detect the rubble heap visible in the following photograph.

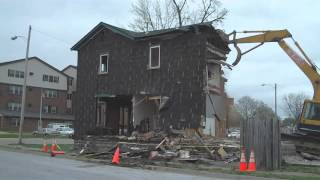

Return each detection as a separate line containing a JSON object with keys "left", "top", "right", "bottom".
{"left": 74, "top": 130, "right": 240, "bottom": 167}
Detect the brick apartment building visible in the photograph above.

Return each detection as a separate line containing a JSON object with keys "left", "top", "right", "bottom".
{"left": 0, "top": 57, "right": 76, "bottom": 132}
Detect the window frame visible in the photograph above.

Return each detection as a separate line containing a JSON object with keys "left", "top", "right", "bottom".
{"left": 149, "top": 45, "right": 161, "bottom": 69}
{"left": 8, "top": 85, "right": 22, "bottom": 96}
{"left": 44, "top": 89, "right": 58, "bottom": 98}
{"left": 99, "top": 53, "right": 109, "bottom": 74}
{"left": 8, "top": 69, "right": 15, "bottom": 77}
{"left": 8, "top": 102, "right": 21, "bottom": 111}
{"left": 43, "top": 74, "right": 48, "bottom": 81}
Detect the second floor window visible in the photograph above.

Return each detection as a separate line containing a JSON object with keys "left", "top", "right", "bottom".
{"left": 68, "top": 78, "right": 73, "bottom": 86}
{"left": 8, "top": 69, "right": 24, "bottom": 78}
{"left": 8, "top": 85, "right": 22, "bottom": 96}
{"left": 8, "top": 102, "right": 21, "bottom": 111}
{"left": 99, "top": 54, "right": 109, "bottom": 74}
{"left": 44, "top": 89, "right": 58, "bottom": 98}
{"left": 149, "top": 45, "right": 160, "bottom": 69}
{"left": 43, "top": 74, "right": 59, "bottom": 83}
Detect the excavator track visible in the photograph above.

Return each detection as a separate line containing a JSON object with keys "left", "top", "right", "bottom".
{"left": 281, "top": 133, "right": 320, "bottom": 156}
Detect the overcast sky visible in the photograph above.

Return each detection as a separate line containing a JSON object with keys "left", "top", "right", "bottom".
{"left": 1, "top": 0, "right": 319, "bottom": 117}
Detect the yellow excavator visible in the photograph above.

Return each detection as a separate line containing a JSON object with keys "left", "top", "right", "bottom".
{"left": 228, "top": 30, "right": 320, "bottom": 135}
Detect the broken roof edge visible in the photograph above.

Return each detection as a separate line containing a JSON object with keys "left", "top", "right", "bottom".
{"left": 71, "top": 21, "right": 226, "bottom": 51}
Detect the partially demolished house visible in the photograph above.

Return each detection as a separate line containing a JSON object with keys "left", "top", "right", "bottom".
{"left": 71, "top": 22, "right": 231, "bottom": 139}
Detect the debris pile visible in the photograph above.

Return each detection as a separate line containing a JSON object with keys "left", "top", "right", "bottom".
{"left": 281, "top": 141, "right": 320, "bottom": 166}
{"left": 74, "top": 130, "right": 240, "bottom": 167}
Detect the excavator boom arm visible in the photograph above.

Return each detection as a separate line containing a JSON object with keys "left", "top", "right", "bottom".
{"left": 230, "top": 30, "right": 292, "bottom": 43}
{"left": 229, "top": 29, "right": 320, "bottom": 133}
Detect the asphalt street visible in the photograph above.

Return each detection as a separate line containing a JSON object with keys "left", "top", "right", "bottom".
{"left": 0, "top": 149, "right": 280, "bottom": 180}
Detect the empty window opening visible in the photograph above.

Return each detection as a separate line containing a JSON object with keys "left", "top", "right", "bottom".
{"left": 99, "top": 54, "right": 109, "bottom": 73}
{"left": 149, "top": 45, "right": 160, "bottom": 69}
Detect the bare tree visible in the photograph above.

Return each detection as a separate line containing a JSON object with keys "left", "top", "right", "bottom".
{"left": 236, "top": 96, "right": 258, "bottom": 121}
{"left": 282, "top": 92, "right": 309, "bottom": 122}
{"left": 236, "top": 96, "right": 276, "bottom": 122}
{"left": 130, "top": 0, "right": 228, "bottom": 32}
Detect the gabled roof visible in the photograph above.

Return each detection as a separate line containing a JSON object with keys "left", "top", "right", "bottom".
{"left": 62, "top": 65, "right": 77, "bottom": 72}
{"left": 0, "top": 56, "right": 69, "bottom": 78}
{"left": 71, "top": 22, "right": 224, "bottom": 50}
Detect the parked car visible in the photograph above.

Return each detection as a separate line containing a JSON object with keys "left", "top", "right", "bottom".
{"left": 56, "top": 127, "right": 74, "bottom": 138}
{"left": 227, "top": 128, "right": 240, "bottom": 139}
{"left": 32, "top": 128, "right": 59, "bottom": 136}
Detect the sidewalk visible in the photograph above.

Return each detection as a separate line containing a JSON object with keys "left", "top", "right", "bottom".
{"left": 0, "top": 138, "right": 73, "bottom": 145}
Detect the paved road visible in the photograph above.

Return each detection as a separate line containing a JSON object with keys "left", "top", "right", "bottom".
{"left": 0, "top": 138, "right": 73, "bottom": 145}
{"left": 0, "top": 149, "right": 280, "bottom": 180}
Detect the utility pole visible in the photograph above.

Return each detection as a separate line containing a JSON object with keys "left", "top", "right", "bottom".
{"left": 274, "top": 83, "right": 277, "bottom": 119}
{"left": 18, "top": 25, "right": 31, "bottom": 144}
{"left": 39, "top": 88, "right": 43, "bottom": 130}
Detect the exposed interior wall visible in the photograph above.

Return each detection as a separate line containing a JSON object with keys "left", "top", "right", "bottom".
{"left": 204, "top": 63, "right": 228, "bottom": 137}
{"left": 133, "top": 95, "right": 159, "bottom": 132}
{"left": 206, "top": 94, "right": 226, "bottom": 136}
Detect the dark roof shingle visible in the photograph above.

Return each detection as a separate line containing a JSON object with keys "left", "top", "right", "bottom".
{"left": 71, "top": 22, "right": 224, "bottom": 50}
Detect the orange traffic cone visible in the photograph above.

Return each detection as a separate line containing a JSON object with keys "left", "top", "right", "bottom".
{"left": 247, "top": 149, "right": 256, "bottom": 172}
{"left": 51, "top": 139, "right": 57, "bottom": 152}
{"left": 50, "top": 139, "right": 65, "bottom": 157}
{"left": 239, "top": 148, "right": 247, "bottom": 172}
{"left": 40, "top": 139, "right": 48, "bottom": 153}
{"left": 112, "top": 146, "right": 120, "bottom": 165}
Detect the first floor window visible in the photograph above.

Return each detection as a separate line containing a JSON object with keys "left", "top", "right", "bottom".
{"left": 8, "top": 102, "right": 21, "bottom": 111}
{"left": 8, "top": 85, "right": 22, "bottom": 96}
{"left": 44, "top": 89, "right": 58, "bottom": 98}
{"left": 51, "top": 106, "right": 57, "bottom": 113}
{"left": 99, "top": 54, "right": 109, "bottom": 74}
{"left": 67, "top": 94, "right": 72, "bottom": 100}
{"left": 9, "top": 118, "right": 19, "bottom": 127}
{"left": 42, "top": 105, "right": 57, "bottom": 113}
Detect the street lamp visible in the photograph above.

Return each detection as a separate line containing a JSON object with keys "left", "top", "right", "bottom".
{"left": 261, "top": 82, "right": 281, "bottom": 168}
{"left": 261, "top": 83, "right": 277, "bottom": 118}
{"left": 11, "top": 25, "right": 32, "bottom": 144}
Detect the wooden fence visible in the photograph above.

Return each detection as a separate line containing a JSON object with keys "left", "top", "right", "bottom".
{"left": 241, "top": 117, "right": 281, "bottom": 170}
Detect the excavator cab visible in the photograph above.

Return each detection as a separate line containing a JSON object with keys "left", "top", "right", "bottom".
{"left": 299, "top": 100, "right": 320, "bottom": 133}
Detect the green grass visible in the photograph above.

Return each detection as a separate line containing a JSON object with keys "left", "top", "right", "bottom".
{"left": 24, "top": 144, "right": 73, "bottom": 151}
{"left": 281, "top": 164, "right": 320, "bottom": 175}
{"left": 9, "top": 143, "right": 73, "bottom": 152}
{"left": 0, "top": 132, "right": 33, "bottom": 138}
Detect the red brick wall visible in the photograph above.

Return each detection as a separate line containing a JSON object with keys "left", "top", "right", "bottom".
{"left": 0, "top": 83, "right": 70, "bottom": 115}
{"left": 0, "top": 82, "right": 73, "bottom": 132}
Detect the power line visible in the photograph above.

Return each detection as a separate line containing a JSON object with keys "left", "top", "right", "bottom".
{"left": 32, "top": 26, "right": 73, "bottom": 46}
